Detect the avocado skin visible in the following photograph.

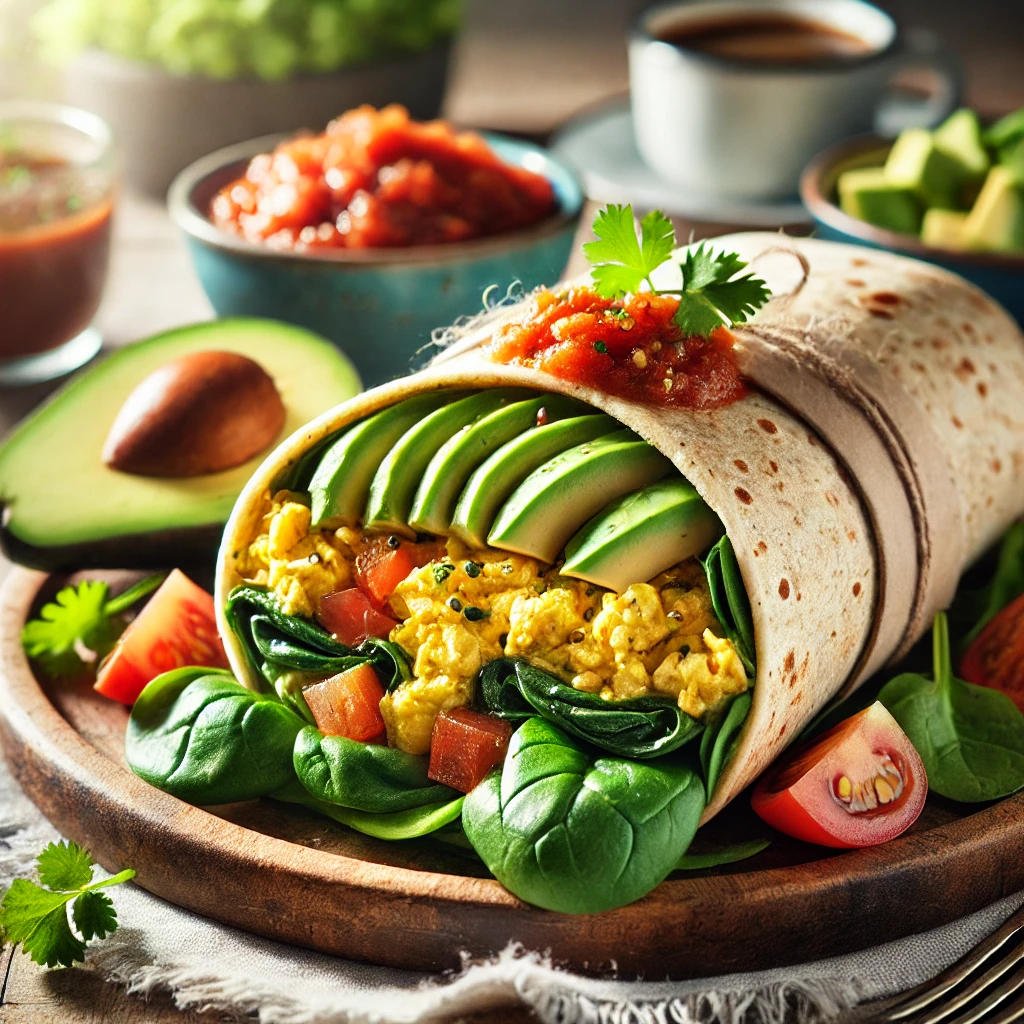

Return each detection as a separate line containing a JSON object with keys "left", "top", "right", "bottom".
{"left": 0, "top": 517, "right": 224, "bottom": 573}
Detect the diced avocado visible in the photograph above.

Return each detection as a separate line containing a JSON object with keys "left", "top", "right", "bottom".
{"left": 364, "top": 389, "right": 529, "bottom": 538}
{"left": 985, "top": 107, "right": 1024, "bottom": 154}
{"left": 884, "top": 128, "right": 964, "bottom": 209}
{"left": 407, "top": 394, "right": 585, "bottom": 536}
{"left": 934, "top": 109, "right": 991, "bottom": 182}
{"left": 962, "top": 166, "right": 1024, "bottom": 252}
{"left": 921, "top": 208, "right": 969, "bottom": 249}
{"left": 562, "top": 477, "right": 723, "bottom": 593}
{"left": 487, "top": 429, "right": 673, "bottom": 563}
{"left": 448, "top": 413, "right": 618, "bottom": 549}
{"left": 308, "top": 392, "right": 451, "bottom": 527}
{"left": 838, "top": 167, "right": 922, "bottom": 235}
{"left": 999, "top": 135, "right": 1024, "bottom": 178}
{"left": 0, "top": 319, "right": 360, "bottom": 571}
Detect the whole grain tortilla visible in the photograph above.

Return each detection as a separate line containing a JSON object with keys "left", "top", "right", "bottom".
{"left": 215, "top": 235, "right": 1024, "bottom": 821}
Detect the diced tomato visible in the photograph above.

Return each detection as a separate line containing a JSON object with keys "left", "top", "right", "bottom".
{"left": 751, "top": 702, "right": 927, "bottom": 848}
{"left": 428, "top": 708, "right": 512, "bottom": 793}
{"left": 302, "top": 664, "right": 386, "bottom": 742}
{"left": 355, "top": 536, "right": 445, "bottom": 606}
{"left": 94, "top": 570, "right": 229, "bottom": 705}
{"left": 317, "top": 588, "right": 398, "bottom": 647}
{"left": 960, "top": 594, "right": 1024, "bottom": 712}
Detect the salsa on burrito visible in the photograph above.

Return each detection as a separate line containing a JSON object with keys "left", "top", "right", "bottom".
{"left": 209, "top": 105, "right": 557, "bottom": 251}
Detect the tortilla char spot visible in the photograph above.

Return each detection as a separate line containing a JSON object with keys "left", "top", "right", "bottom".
{"left": 769, "top": 460, "right": 778, "bottom": 473}
{"left": 853, "top": 582, "right": 862, "bottom": 596}
{"left": 779, "top": 724, "right": 787, "bottom": 738}
{"left": 911, "top": 361, "right": 927, "bottom": 373}
{"left": 851, "top": 257, "right": 869, "bottom": 267}
{"left": 954, "top": 357, "right": 976, "bottom": 381}
{"left": 757, "top": 418, "right": 778, "bottom": 434}
{"left": 734, "top": 459, "right": 749, "bottom": 472}
{"left": 993, "top": 459, "right": 1002, "bottom": 474}
{"left": 962, "top": 322, "right": 975, "bottom": 335}
{"left": 796, "top": 592, "right": 802, "bottom": 601}
{"left": 932, "top": 338, "right": 948, "bottom": 350}
{"left": 978, "top": 381, "right": 988, "bottom": 397}
{"left": 734, "top": 487, "right": 753, "bottom": 505}
{"left": 806, "top": 433, "right": 818, "bottom": 446}
{"left": 791, "top": 691, "right": 804, "bottom": 706}
{"left": 848, "top": 529, "right": 857, "bottom": 541}
{"left": 987, "top": 495, "right": 994, "bottom": 507}
{"left": 784, "top": 650, "right": 796, "bottom": 673}
{"left": 831, "top": 630, "right": 837, "bottom": 638}
{"left": 868, "top": 307, "right": 896, "bottom": 320}
{"left": 825, "top": 490, "right": 840, "bottom": 507}
{"left": 779, "top": 578, "right": 790, "bottom": 599}
{"left": 952, "top": 415, "right": 964, "bottom": 429}
{"left": 758, "top": 540, "right": 768, "bottom": 554}
{"left": 846, "top": 279, "right": 866, "bottom": 287}
{"left": 872, "top": 291, "right": 902, "bottom": 305}
{"left": 769, "top": 710, "right": 776, "bottom": 725}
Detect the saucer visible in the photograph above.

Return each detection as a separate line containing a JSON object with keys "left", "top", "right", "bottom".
{"left": 551, "top": 101, "right": 811, "bottom": 228}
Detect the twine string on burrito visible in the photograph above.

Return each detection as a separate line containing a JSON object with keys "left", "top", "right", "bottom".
{"left": 746, "top": 246, "right": 811, "bottom": 307}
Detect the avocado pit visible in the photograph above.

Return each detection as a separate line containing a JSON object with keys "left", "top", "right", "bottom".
{"left": 103, "top": 350, "right": 286, "bottom": 478}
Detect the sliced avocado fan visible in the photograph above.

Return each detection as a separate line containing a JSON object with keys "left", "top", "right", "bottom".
{"left": 562, "top": 477, "right": 723, "bottom": 593}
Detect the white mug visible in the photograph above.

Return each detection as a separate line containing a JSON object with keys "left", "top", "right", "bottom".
{"left": 629, "top": 0, "right": 960, "bottom": 200}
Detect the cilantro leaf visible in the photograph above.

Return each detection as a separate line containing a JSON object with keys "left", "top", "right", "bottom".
{"left": 37, "top": 840, "right": 94, "bottom": 891}
{"left": 72, "top": 890, "right": 117, "bottom": 941}
{"left": 0, "top": 841, "right": 135, "bottom": 969}
{"left": 21, "top": 574, "right": 165, "bottom": 679}
{"left": 674, "top": 243, "right": 772, "bottom": 336}
{"left": 584, "top": 204, "right": 677, "bottom": 298}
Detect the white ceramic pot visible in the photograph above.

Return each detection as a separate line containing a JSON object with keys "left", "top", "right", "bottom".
{"left": 62, "top": 43, "right": 451, "bottom": 197}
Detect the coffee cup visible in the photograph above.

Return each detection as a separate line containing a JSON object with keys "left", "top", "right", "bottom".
{"left": 629, "top": 0, "right": 960, "bottom": 200}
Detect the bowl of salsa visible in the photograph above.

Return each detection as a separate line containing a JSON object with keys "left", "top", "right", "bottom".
{"left": 168, "top": 105, "right": 584, "bottom": 386}
{"left": 0, "top": 102, "right": 116, "bottom": 386}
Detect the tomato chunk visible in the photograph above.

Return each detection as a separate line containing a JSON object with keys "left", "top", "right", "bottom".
{"left": 303, "top": 664, "right": 386, "bottom": 742}
{"left": 751, "top": 702, "right": 926, "bottom": 848}
{"left": 960, "top": 594, "right": 1024, "bottom": 712}
{"left": 317, "top": 588, "right": 398, "bottom": 647}
{"left": 94, "top": 569, "right": 229, "bottom": 705}
{"left": 428, "top": 708, "right": 512, "bottom": 793}
{"left": 355, "top": 536, "right": 445, "bottom": 606}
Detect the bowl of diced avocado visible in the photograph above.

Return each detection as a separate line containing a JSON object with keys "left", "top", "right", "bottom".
{"left": 801, "top": 107, "right": 1024, "bottom": 321}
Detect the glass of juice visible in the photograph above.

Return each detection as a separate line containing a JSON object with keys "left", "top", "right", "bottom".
{"left": 0, "top": 102, "right": 116, "bottom": 386}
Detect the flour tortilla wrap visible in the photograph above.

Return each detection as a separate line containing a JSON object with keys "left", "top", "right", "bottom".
{"left": 216, "top": 234, "right": 1024, "bottom": 820}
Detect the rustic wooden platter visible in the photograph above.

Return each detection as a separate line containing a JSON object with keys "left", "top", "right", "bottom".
{"left": 2, "top": 567, "right": 1023, "bottom": 980}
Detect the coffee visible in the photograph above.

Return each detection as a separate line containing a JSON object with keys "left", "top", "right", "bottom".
{"left": 657, "top": 12, "right": 875, "bottom": 65}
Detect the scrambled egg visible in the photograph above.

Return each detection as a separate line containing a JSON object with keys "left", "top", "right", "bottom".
{"left": 239, "top": 496, "right": 749, "bottom": 754}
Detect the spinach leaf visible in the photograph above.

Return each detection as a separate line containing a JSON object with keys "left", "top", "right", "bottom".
{"left": 462, "top": 718, "right": 705, "bottom": 913}
{"left": 225, "top": 586, "right": 412, "bottom": 715}
{"left": 702, "top": 536, "right": 756, "bottom": 676}
{"left": 674, "top": 837, "right": 770, "bottom": 871}
{"left": 879, "top": 612, "right": 1024, "bottom": 802}
{"left": 293, "top": 726, "right": 458, "bottom": 812}
{"left": 952, "top": 520, "right": 1024, "bottom": 650}
{"left": 126, "top": 668, "right": 305, "bottom": 804}
{"left": 478, "top": 658, "right": 702, "bottom": 759}
{"left": 273, "top": 781, "right": 464, "bottom": 840}
{"left": 700, "top": 691, "right": 752, "bottom": 795}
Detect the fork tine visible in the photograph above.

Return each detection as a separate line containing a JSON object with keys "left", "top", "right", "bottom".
{"left": 872, "top": 906, "right": 1024, "bottom": 1023}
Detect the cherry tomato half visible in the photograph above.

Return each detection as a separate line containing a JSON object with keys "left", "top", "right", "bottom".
{"left": 94, "top": 570, "right": 229, "bottom": 705}
{"left": 751, "top": 702, "right": 927, "bottom": 848}
{"left": 317, "top": 588, "right": 398, "bottom": 647}
{"left": 301, "top": 664, "right": 386, "bottom": 743}
{"left": 355, "top": 537, "right": 445, "bottom": 606}
{"left": 960, "top": 593, "right": 1024, "bottom": 712}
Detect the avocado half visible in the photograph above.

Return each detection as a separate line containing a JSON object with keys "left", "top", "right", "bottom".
{"left": 0, "top": 319, "right": 361, "bottom": 571}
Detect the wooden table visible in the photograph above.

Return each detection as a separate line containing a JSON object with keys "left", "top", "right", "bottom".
{"left": 3, "top": 1, "right": 1024, "bottom": 1019}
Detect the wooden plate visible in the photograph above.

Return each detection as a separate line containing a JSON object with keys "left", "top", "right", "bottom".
{"left": 2, "top": 567, "right": 1023, "bottom": 979}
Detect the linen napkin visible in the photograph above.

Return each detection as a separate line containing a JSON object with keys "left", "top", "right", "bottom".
{"left": 3, "top": 755, "right": 1021, "bottom": 1024}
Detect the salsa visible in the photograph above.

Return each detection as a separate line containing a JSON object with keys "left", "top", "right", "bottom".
{"left": 485, "top": 286, "right": 749, "bottom": 409}
{"left": 0, "top": 153, "right": 112, "bottom": 361}
{"left": 210, "top": 105, "right": 557, "bottom": 251}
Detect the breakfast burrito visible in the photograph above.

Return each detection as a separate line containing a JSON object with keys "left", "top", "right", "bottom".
{"left": 204, "top": 232, "right": 1024, "bottom": 910}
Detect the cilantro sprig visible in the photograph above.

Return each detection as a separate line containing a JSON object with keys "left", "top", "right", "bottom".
{"left": 22, "top": 574, "right": 165, "bottom": 679}
{"left": 0, "top": 841, "right": 134, "bottom": 968}
{"left": 583, "top": 204, "right": 772, "bottom": 336}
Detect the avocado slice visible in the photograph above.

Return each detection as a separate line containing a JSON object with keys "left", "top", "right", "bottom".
{"left": 488, "top": 429, "right": 673, "bottom": 563}
{"left": 921, "top": 208, "right": 970, "bottom": 249}
{"left": 407, "top": 394, "right": 586, "bottom": 536}
{"left": 963, "top": 166, "right": 1024, "bottom": 252}
{"left": 0, "top": 319, "right": 360, "bottom": 571}
{"left": 309, "top": 392, "right": 451, "bottom": 527}
{"left": 364, "top": 389, "right": 529, "bottom": 538}
{"left": 934, "top": 109, "right": 991, "bottom": 182}
{"left": 562, "top": 477, "right": 723, "bottom": 593}
{"left": 448, "top": 413, "right": 618, "bottom": 549}
{"left": 884, "top": 128, "right": 964, "bottom": 209}
{"left": 838, "top": 168, "right": 922, "bottom": 235}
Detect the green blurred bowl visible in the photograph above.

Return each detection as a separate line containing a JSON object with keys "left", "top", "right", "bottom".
{"left": 168, "top": 133, "right": 584, "bottom": 387}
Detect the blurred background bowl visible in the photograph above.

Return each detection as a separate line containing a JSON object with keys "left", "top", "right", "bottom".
{"left": 168, "top": 132, "right": 584, "bottom": 387}
{"left": 801, "top": 134, "right": 1024, "bottom": 323}
{"left": 66, "top": 43, "right": 451, "bottom": 198}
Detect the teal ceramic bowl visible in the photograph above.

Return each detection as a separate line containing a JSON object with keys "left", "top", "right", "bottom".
{"left": 801, "top": 135, "right": 1024, "bottom": 324}
{"left": 168, "top": 133, "right": 584, "bottom": 386}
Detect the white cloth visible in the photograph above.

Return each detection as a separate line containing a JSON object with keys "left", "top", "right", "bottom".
{"left": 2, "top": 756, "right": 1021, "bottom": 1024}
